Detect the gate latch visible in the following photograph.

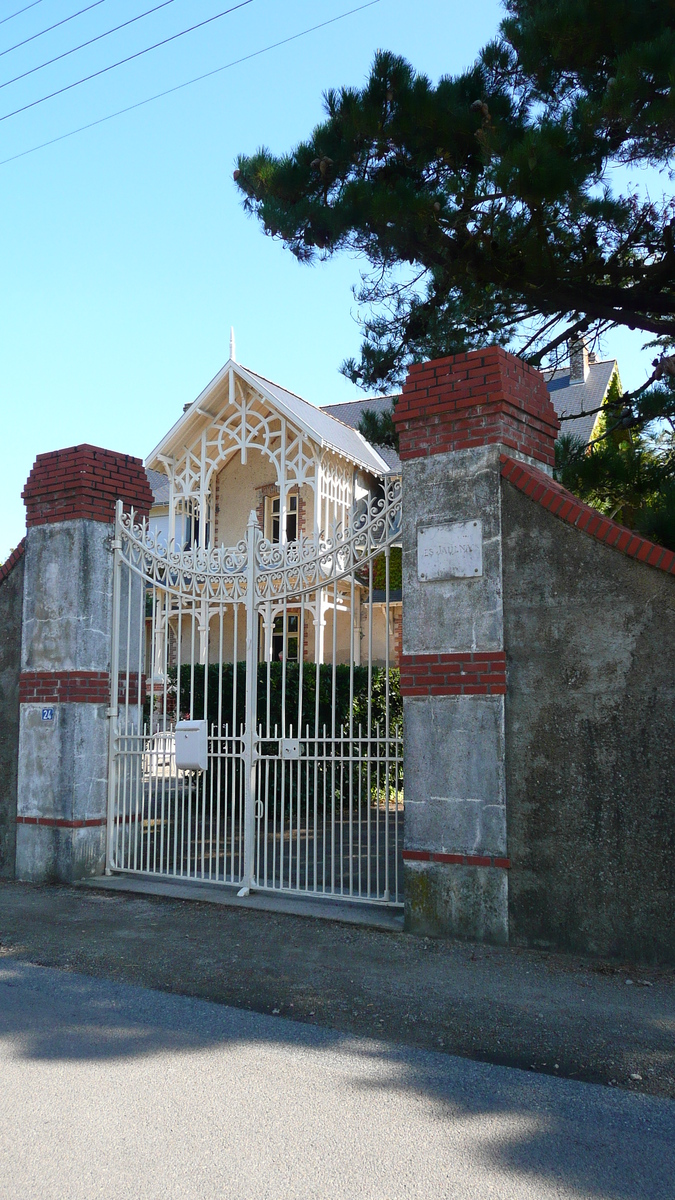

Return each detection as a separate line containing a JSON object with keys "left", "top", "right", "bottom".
{"left": 281, "top": 738, "right": 301, "bottom": 761}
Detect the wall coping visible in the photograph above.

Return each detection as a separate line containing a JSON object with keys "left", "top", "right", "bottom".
{"left": 22, "top": 444, "right": 155, "bottom": 527}
{"left": 394, "top": 346, "right": 560, "bottom": 468}
{"left": 501, "top": 455, "right": 675, "bottom": 575}
{"left": 0, "top": 538, "right": 25, "bottom": 588}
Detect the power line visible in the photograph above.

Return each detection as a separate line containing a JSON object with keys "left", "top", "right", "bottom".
{"left": 0, "top": 1, "right": 45, "bottom": 29}
{"left": 0, "top": 0, "right": 253, "bottom": 121}
{"left": 0, "top": 0, "right": 383, "bottom": 167}
{"left": 1, "top": 1, "right": 109, "bottom": 60}
{"left": 1, "top": 0, "right": 179, "bottom": 89}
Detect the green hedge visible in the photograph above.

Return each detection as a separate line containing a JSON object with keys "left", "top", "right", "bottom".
{"left": 161, "top": 661, "right": 402, "bottom": 736}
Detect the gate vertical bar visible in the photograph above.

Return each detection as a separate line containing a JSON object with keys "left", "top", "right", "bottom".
{"left": 238, "top": 509, "right": 259, "bottom": 895}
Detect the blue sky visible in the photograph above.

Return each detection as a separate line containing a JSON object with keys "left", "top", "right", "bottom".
{"left": 0, "top": 0, "right": 662, "bottom": 559}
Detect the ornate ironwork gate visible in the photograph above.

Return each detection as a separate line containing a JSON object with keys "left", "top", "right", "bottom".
{"left": 106, "top": 479, "right": 403, "bottom": 906}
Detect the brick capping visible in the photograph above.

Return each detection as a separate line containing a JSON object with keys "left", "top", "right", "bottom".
{"left": 501, "top": 455, "right": 675, "bottom": 575}
{"left": 403, "top": 850, "right": 510, "bottom": 868}
{"left": 394, "top": 346, "right": 560, "bottom": 468}
{"left": 400, "top": 651, "right": 507, "bottom": 697}
{"left": 0, "top": 537, "right": 25, "bottom": 587}
{"left": 15, "top": 816, "right": 107, "bottom": 829}
{"left": 19, "top": 671, "right": 110, "bottom": 705}
{"left": 22, "top": 444, "right": 155, "bottom": 528}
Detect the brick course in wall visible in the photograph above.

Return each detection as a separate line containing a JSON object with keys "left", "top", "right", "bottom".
{"left": 0, "top": 538, "right": 25, "bottom": 588}
{"left": 393, "top": 346, "right": 560, "bottom": 468}
{"left": 19, "top": 671, "right": 110, "bottom": 704}
{"left": 403, "top": 850, "right": 510, "bottom": 868}
{"left": 19, "top": 670, "right": 146, "bottom": 705}
{"left": 400, "top": 651, "right": 507, "bottom": 696}
{"left": 22, "top": 444, "right": 155, "bottom": 528}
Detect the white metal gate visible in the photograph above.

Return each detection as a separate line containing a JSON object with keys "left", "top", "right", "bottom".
{"left": 106, "top": 478, "right": 403, "bottom": 906}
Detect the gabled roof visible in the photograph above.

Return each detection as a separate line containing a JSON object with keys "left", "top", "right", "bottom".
{"left": 544, "top": 359, "right": 617, "bottom": 444}
{"left": 146, "top": 359, "right": 391, "bottom": 478}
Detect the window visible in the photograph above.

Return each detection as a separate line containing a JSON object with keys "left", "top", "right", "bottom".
{"left": 272, "top": 612, "right": 299, "bottom": 661}
{"left": 183, "top": 500, "right": 210, "bottom": 550}
{"left": 267, "top": 493, "right": 298, "bottom": 543}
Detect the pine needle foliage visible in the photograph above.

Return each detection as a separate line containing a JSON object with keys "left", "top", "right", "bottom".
{"left": 235, "top": 1, "right": 675, "bottom": 397}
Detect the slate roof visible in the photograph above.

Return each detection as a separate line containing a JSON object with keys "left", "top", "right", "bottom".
{"left": 323, "top": 361, "right": 620, "bottom": 457}
{"left": 145, "top": 467, "right": 170, "bottom": 506}
{"left": 543, "top": 358, "right": 617, "bottom": 444}
{"left": 322, "top": 395, "right": 402, "bottom": 472}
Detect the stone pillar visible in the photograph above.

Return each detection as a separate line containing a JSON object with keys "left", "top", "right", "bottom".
{"left": 393, "top": 347, "right": 559, "bottom": 943}
{"left": 15, "top": 445, "right": 154, "bottom": 883}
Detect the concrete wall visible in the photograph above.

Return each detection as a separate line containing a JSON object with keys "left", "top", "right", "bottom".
{"left": 502, "top": 482, "right": 675, "bottom": 963}
{"left": 401, "top": 445, "right": 509, "bottom": 944}
{"left": 0, "top": 553, "right": 24, "bottom": 878}
{"left": 16, "top": 521, "right": 113, "bottom": 882}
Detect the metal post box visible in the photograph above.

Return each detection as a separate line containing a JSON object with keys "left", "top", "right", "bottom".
{"left": 174, "top": 719, "right": 208, "bottom": 771}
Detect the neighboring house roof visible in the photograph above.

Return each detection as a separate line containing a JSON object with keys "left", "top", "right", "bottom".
{"left": 324, "top": 360, "right": 620, "bottom": 456}
{"left": 322, "top": 395, "right": 402, "bottom": 472}
{"left": 145, "top": 467, "right": 170, "bottom": 506}
{"left": 544, "top": 358, "right": 617, "bottom": 444}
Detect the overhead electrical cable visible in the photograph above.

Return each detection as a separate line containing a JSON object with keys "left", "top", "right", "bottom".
{"left": 0, "top": 0, "right": 382, "bottom": 167}
{"left": 0, "top": 0, "right": 253, "bottom": 122}
{"left": 1, "top": 0, "right": 110, "bottom": 60}
{"left": 0, "top": 1, "right": 45, "bottom": 28}
{"left": 1, "top": 0, "right": 180, "bottom": 89}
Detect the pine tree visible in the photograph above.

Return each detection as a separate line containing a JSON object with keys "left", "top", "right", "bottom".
{"left": 235, "top": 0, "right": 675, "bottom": 426}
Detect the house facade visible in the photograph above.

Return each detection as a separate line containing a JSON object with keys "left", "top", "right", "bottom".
{"left": 144, "top": 343, "right": 399, "bottom": 676}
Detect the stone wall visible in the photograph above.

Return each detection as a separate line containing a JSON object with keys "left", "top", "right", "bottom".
{"left": 0, "top": 542, "right": 25, "bottom": 878}
{"left": 502, "top": 478, "right": 675, "bottom": 963}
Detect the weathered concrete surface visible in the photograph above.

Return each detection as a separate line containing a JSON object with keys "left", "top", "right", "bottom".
{"left": 17, "top": 703, "right": 108, "bottom": 823}
{"left": 404, "top": 696, "right": 506, "bottom": 854}
{"left": 16, "top": 522, "right": 114, "bottom": 883}
{"left": 405, "top": 861, "right": 508, "bottom": 944}
{"left": 21, "top": 520, "right": 113, "bottom": 673}
{"left": 401, "top": 446, "right": 504, "bottom": 655}
{"left": 0, "top": 553, "right": 24, "bottom": 878}
{"left": 401, "top": 446, "right": 508, "bottom": 939}
{"left": 502, "top": 483, "right": 675, "bottom": 963}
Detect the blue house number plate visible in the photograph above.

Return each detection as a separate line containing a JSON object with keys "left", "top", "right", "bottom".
{"left": 41, "top": 708, "right": 54, "bottom": 722}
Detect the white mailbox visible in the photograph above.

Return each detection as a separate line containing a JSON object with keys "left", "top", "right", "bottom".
{"left": 174, "top": 719, "right": 208, "bottom": 772}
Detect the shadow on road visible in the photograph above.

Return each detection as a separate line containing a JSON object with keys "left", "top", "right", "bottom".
{"left": 0, "top": 957, "right": 673, "bottom": 1200}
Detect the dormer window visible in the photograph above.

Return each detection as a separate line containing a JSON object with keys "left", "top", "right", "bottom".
{"left": 266, "top": 493, "right": 298, "bottom": 543}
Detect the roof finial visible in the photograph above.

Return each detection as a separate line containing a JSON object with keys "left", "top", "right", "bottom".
{"left": 230, "top": 326, "right": 236, "bottom": 363}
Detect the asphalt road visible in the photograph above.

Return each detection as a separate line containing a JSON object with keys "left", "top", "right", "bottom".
{"left": 0, "top": 958, "right": 673, "bottom": 1200}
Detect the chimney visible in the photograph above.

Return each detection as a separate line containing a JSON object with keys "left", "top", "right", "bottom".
{"left": 569, "top": 336, "right": 589, "bottom": 384}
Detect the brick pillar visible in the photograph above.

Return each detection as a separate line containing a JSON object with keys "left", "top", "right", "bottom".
{"left": 393, "top": 347, "right": 559, "bottom": 942}
{"left": 15, "top": 445, "right": 154, "bottom": 883}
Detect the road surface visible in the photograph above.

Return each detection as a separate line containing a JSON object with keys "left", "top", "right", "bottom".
{"left": 0, "top": 958, "right": 672, "bottom": 1199}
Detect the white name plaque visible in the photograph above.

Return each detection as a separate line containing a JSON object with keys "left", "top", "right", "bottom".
{"left": 417, "top": 520, "right": 483, "bottom": 581}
